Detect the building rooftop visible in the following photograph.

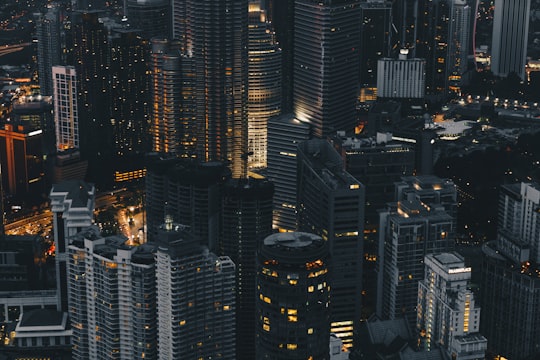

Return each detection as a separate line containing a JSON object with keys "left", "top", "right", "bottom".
{"left": 50, "top": 180, "right": 94, "bottom": 208}
{"left": 18, "top": 309, "right": 65, "bottom": 328}
{"left": 433, "top": 252, "right": 464, "bottom": 266}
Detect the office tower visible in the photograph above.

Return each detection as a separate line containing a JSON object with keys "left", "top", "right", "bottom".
{"left": 492, "top": 0, "right": 531, "bottom": 79}
{"left": 256, "top": 232, "right": 331, "bottom": 360}
{"left": 72, "top": 11, "right": 113, "bottom": 187}
{"left": 297, "top": 139, "right": 364, "bottom": 349}
{"left": 68, "top": 226, "right": 157, "bottom": 360}
{"left": 480, "top": 183, "right": 540, "bottom": 359}
{"left": 221, "top": 177, "right": 274, "bottom": 359}
{"left": 172, "top": 0, "right": 249, "bottom": 177}
{"left": 108, "top": 28, "right": 149, "bottom": 183}
{"left": 12, "top": 95, "right": 55, "bottom": 156}
{"left": 36, "top": 3, "right": 62, "bottom": 97}
{"left": 331, "top": 132, "right": 415, "bottom": 316}
{"left": 52, "top": 66, "right": 79, "bottom": 152}
{"left": 395, "top": 175, "right": 458, "bottom": 220}
{"left": 0, "top": 124, "right": 45, "bottom": 198}
{"left": 248, "top": 2, "right": 282, "bottom": 169}
{"left": 392, "top": 0, "right": 421, "bottom": 55}
{"left": 359, "top": 1, "right": 392, "bottom": 92}
{"left": 447, "top": 0, "right": 472, "bottom": 92}
{"left": 155, "top": 222, "right": 236, "bottom": 359}
{"left": 50, "top": 180, "right": 95, "bottom": 312}
{"left": 144, "top": 156, "right": 231, "bottom": 245}
{"left": 267, "top": 113, "right": 310, "bottom": 231}
{"left": 125, "top": 0, "right": 170, "bottom": 39}
{"left": 377, "top": 50, "right": 426, "bottom": 99}
{"left": 417, "top": 252, "right": 487, "bottom": 359}
{"left": 377, "top": 199, "right": 455, "bottom": 329}
{"left": 149, "top": 38, "right": 195, "bottom": 156}
{"left": 294, "top": 0, "right": 360, "bottom": 137}
{"left": 266, "top": 0, "right": 294, "bottom": 112}
{"left": 0, "top": 165, "right": 3, "bottom": 238}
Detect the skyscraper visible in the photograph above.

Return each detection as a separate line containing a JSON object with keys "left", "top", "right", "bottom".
{"left": 248, "top": 2, "right": 282, "bottom": 169}
{"left": 49, "top": 180, "right": 95, "bottom": 312}
{"left": 491, "top": 0, "right": 531, "bottom": 79}
{"left": 267, "top": 113, "right": 310, "bottom": 231}
{"left": 256, "top": 232, "right": 331, "bottom": 360}
{"left": 72, "top": 11, "right": 113, "bottom": 187}
{"left": 480, "top": 182, "right": 540, "bottom": 359}
{"left": 294, "top": 0, "right": 361, "bottom": 137}
{"left": 297, "top": 139, "right": 364, "bottom": 349}
{"left": 36, "top": 3, "right": 62, "bottom": 97}
{"left": 171, "top": 0, "right": 249, "bottom": 177}
{"left": 149, "top": 39, "right": 196, "bottom": 156}
{"left": 417, "top": 252, "right": 487, "bottom": 359}
{"left": 359, "top": 0, "right": 392, "bottom": 91}
{"left": 447, "top": 0, "right": 472, "bottom": 92}
{"left": 377, "top": 199, "right": 455, "bottom": 329}
{"left": 108, "top": 28, "right": 149, "bottom": 183}
{"left": 125, "top": 0, "right": 170, "bottom": 39}
{"left": 221, "top": 177, "right": 274, "bottom": 359}
{"left": 68, "top": 226, "right": 157, "bottom": 360}
{"left": 52, "top": 66, "right": 78, "bottom": 152}
{"left": 377, "top": 50, "right": 426, "bottom": 99}
{"left": 155, "top": 222, "right": 236, "bottom": 359}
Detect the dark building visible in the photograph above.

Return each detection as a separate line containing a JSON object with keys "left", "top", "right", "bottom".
{"left": 144, "top": 156, "right": 231, "bottom": 246}
{"left": 125, "top": 0, "right": 170, "bottom": 39}
{"left": 480, "top": 183, "right": 540, "bottom": 360}
{"left": 359, "top": 1, "right": 392, "bottom": 92}
{"left": 0, "top": 124, "right": 45, "bottom": 200}
{"left": 256, "top": 232, "right": 331, "bottom": 360}
{"left": 294, "top": 0, "right": 361, "bottom": 137}
{"left": 221, "top": 177, "right": 274, "bottom": 359}
{"left": 331, "top": 132, "right": 415, "bottom": 317}
{"left": 35, "top": 3, "right": 63, "bottom": 97}
{"left": 297, "top": 139, "right": 364, "bottom": 349}
{"left": 72, "top": 11, "right": 113, "bottom": 188}
{"left": 108, "top": 28, "right": 149, "bottom": 184}
{"left": 11, "top": 95, "right": 55, "bottom": 156}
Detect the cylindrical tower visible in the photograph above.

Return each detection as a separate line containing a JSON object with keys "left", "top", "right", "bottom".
{"left": 256, "top": 232, "right": 331, "bottom": 360}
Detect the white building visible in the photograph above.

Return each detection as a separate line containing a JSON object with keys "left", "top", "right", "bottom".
{"left": 68, "top": 226, "right": 157, "bottom": 360}
{"left": 377, "top": 50, "right": 425, "bottom": 99}
{"left": 155, "top": 222, "right": 236, "bottom": 359}
{"left": 417, "top": 252, "right": 487, "bottom": 360}
{"left": 50, "top": 180, "right": 94, "bottom": 312}
{"left": 52, "top": 66, "right": 79, "bottom": 151}
{"left": 491, "top": 0, "right": 531, "bottom": 79}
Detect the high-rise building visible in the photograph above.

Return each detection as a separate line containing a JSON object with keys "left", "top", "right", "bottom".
{"left": 359, "top": 0, "right": 392, "bottom": 91}
{"left": 144, "top": 156, "right": 231, "bottom": 245}
{"left": 447, "top": 0, "right": 472, "bottom": 92}
{"left": 68, "top": 226, "right": 157, "bottom": 360}
{"left": 491, "top": 0, "right": 531, "bottom": 79}
{"left": 155, "top": 222, "right": 236, "bottom": 359}
{"left": 294, "top": 0, "right": 360, "bottom": 137}
{"left": 72, "top": 11, "right": 113, "bottom": 187}
{"left": 297, "top": 139, "right": 364, "bottom": 349}
{"left": 170, "top": 0, "right": 249, "bottom": 177}
{"left": 108, "top": 28, "right": 149, "bottom": 183}
{"left": 149, "top": 39, "right": 196, "bottom": 156}
{"left": 377, "top": 199, "right": 455, "bottom": 328}
{"left": 0, "top": 124, "right": 45, "bottom": 198}
{"left": 480, "top": 182, "right": 540, "bottom": 359}
{"left": 267, "top": 113, "right": 310, "bottom": 231}
{"left": 256, "top": 232, "right": 331, "bottom": 360}
{"left": 125, "top": 0, "right": 170, "bottom": 39}
{"left": 36, "top": 3, "right": 62, "bottom": 97}
{"left": 49, "top": 180, "right": 95, "bottom": 312}
{"left": 377, "top": 50, "right": 426, "bottom": 99}
{"left": 221, "top": 177, "right": 274, "bottom": 359}
{"left": 12, "top": 95, "right": 55, "bottom": 156}
{"left": 52, "top": 66, "right": 79, "bottom": 152}
{"left": 248, "top": 2, "right": 282, "bottom": 169}
{"left": 331, "top": 132, "right": 416, "bottom": 317}
{"left": 392, "top": 0, "right": 423, "bottom": 56}
{"left": 417, "top": 252, "right": 487, "bottom": 359}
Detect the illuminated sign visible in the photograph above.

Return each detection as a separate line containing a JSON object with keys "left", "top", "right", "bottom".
{"left": 448, "top": 267, "right": 471, "bottom": 274}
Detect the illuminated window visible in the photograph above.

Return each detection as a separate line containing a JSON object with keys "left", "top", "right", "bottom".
{"left": 288, "top": 315, "right": 297, "bottom": 322}
{"left": 287, "top": 309, "right": 297, "bottom": 315}
{"left": 307, "top": 328, "right": 314, "bottom": 334}
{"left": 308, "top": 285, "right": 314, "bottom": 292}
{"left": 287, "top": 343, "right": 297, "bottom": 350}
{"left": 263, "top": 324, "right": 270, "bottom": 331}
{"left": 179, "top": 320, "right": 186, "bottom": 326}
